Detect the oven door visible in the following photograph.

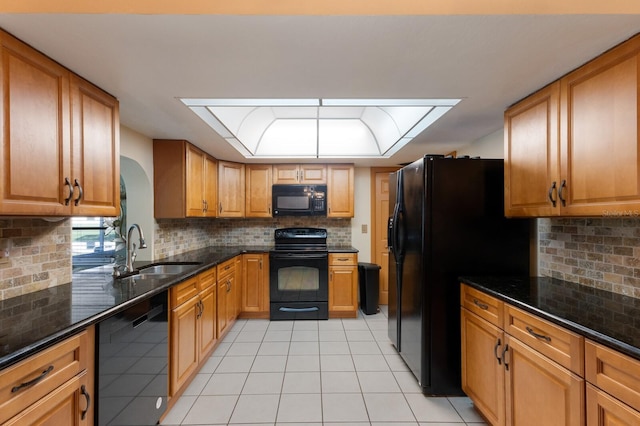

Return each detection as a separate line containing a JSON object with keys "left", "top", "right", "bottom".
{"left": 269, "top": 251, "right": 328, "bottom": 320}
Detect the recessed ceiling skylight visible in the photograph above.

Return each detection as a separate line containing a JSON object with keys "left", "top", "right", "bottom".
{"left": 181, "top": 98, "right": 460, "bottom": 159}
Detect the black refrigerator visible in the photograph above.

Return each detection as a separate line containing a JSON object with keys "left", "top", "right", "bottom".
{"left": 387, "top": 155, "right": 530, "bottom": 395}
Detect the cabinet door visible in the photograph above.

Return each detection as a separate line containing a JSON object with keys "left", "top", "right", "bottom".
{"left": 185, "top": 144, "right": 206, "bottom": 217}
{"left": 329, "top": 265, "right": 357, "bottom": 317}
{"left": 504, "top": 82, "right": 560, "bottom": 217}
{"left": 70, "top": 74, "right": 119, "bottom": 216}
{"left": 4, "top": 373, "right": 90, "bottom": 426}
{"left": 170, "top": 296, "right": 199, "bottom": 396}
{"left": 246, "top": 164, "right": 272, "bottom": 217}
{"left": 0, "top": 32, "right": 71, "bottom": 215}
{"left": 300, "top": 164, "right": 327, "bottom": 183}
{"left": 504, "top": 335, "right": 584, "bottom": 426}
{"left": 203, "top": 154, "right": 218, "bottom": 217}
{"left": 198, "top": 284, "right": 217, "bottom": 360}
{"left": 461, "top": 308, "right": 505, "bottom": 426}
{"left": 242, "top": 254, "right": 268, "bottom": 314}
{"left": 272, "top": 164, "right": 300, "bottom": 184}
{"left": 560, "top": 37, "right": 640, "bottom": 216}
{"left": 587, "top": 383, "right": 640, "bottom": 426}
{"left": 218, "top": 161, "right": 245, "bottom": 217}
{"left": 327, "top": 164, "right": 354, "bottom": 218}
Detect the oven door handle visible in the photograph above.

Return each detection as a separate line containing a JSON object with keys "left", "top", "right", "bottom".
{"left": 270, "top": 253, "right": 328, "bottom": 260}
{"left": 279, "top": 306, "right": 320, "bottom": 312}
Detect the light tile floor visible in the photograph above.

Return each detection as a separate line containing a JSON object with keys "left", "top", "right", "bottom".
{"left": 161, "top": 306, "right": 488, "bottom": 426}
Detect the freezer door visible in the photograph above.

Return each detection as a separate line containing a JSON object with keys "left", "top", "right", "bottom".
{"left": 387, "top": 171, "right": 400, "bottom": 349}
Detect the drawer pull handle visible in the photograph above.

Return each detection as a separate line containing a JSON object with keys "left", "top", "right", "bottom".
{"left": 11, "top": 365, "right": 54, "bottom": 393}
{"left": 473, "top": 299, "right": 489, "bottom": 310}
{"left": 526, "top": 326, "right": 551, "bottom": 342}
{"left": 337, "top": 257, "right": 350, "bottom": 261}
{"left": 494, "top": 338, "right": 502, "bottom": 365}
{"left": 80, "top": 384, "right": 91, "bottom": 420}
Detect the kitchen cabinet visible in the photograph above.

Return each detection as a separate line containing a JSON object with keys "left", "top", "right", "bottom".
{"left": 460, "top": 284, "right": 584, "bottom": 426}
{"left": 460, "top": 286, "right": 505, "bottom": 426}
{"left": 153, "top": 139, "right": 218, "bottom": 218}
{"left": 169, "top": 269, "right": 217, "bottom": 397}
{"left": 504, "top": 82, "right": 560, "bottom": 217}
{"left": 0, "top": 327, "right": 94, "bottom": 425}
{"left": 585, "top": 339, "right": 640, "bottom": 425}
{"left": 504, "top": 33, "right": 640, "bottom": 217}
{"left": 217, "top": 257, "right": 239, "bottom": 337}
{"left": 218, "top": 161, "right": 245, "bottom": 217}
{"left": 246, "top": 164, "right": 272, "bottom": 217}
{"left": 0, "top": 30, "right": 119, "bottom": 216}
{"left": 272, "top": 164, "right": 326, "bottom": 184}
{"left": 328, "top": 253, "right": 358, "bottom": 318}
{"left": 327, "top": 164, "right": 354, "bottom": 218}
{"left": 241, "top": 253, "right": 269, "bottom": 318}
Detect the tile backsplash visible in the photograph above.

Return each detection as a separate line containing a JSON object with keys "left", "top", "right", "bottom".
{"left": 539, "top": 217, "right": 640, "bottom": 298}
{"left": 0, "top": 218, "right": 71, "bottom": 300}
{"left": 154, "top": 217, "right": 352, "bottom": 259}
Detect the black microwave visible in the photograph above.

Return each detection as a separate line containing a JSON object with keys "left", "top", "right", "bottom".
{"left": 272, "top": 184, "right": 327, "bottom": 216}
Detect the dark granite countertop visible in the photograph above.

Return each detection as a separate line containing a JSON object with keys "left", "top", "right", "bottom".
{"left": 327, "top": 246, "right": 359, "bottom": 253}
{"left": 0, "top": 245, "right": 271, "bottom": 370}
{"left": 460, "top": 276, "right": 640, "bottom": 361}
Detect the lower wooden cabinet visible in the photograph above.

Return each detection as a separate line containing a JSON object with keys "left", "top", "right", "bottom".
{"left": 217, "top": 257, "right": 240, "bottom": 337}
{"left": 461, "top": 308, "right": 505, "bottom": 426}
{"left": 170, "top": 269, "right": 218, "bottom": 397}
{"left": 241, "top": 253, "right": 269, "bottom": 318}
{"left": 460, "top": 283, "right": 585, "bottom": 426}
{"left": 587, "top": 383, "right": 640, "bottom": 425}
{"left": 0, "top": 327, "right": 94, "bottom": 425}
{"left": 328, "top": 253, "right": 358, "bottom": 318}
{"left": 504, "top": 334, "right": 584, "bottom": 426}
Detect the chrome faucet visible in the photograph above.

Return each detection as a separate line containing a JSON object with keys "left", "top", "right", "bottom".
{"left": 126, "top": 224, "right": 147, "bottom": 273}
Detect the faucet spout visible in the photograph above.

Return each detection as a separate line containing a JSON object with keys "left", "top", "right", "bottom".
{"left": 126, "top": 224, "right": 147, "bottom": 272}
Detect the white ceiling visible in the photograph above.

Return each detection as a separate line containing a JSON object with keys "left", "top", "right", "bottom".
{"left": 1, "top": 14, "right": 640, "bottom": 166}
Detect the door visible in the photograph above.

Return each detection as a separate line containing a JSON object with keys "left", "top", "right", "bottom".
{"left": 246, "top": 165, "right": 272, "bottom": 217}
{"left": 372, "top": 167, "right": 397, "bottom": 305}
{"left": 170, "top": 296, "right": 199, "bottom": 396}
{"left": 387, "top": 171, "right": 400, "bottom": 349}
{"left": 218, "top": 161, "right": 245, "bottom": 217}
{"left": 186, "top": 144, "right": 206, "bottom": 216}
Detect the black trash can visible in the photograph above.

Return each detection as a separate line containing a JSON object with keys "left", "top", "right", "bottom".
{"left": 358, "top": 262, "right": 381, "bottom": 315}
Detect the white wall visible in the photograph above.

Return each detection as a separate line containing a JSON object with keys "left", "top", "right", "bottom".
{"left": 456, "top": 129, "right": 504, "bottom": 159}
{"left": 351, "top": 167, "right": 371, "bottom": 262}
{"left": 119, "top": 126, "right": 155, "bottom": 261}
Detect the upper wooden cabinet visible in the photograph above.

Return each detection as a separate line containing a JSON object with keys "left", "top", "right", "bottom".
{"left": 69, "top": 75, "right": 120, "bottom": 217}
{"left": 0, "top": 30, "right": 120, "bottom": 216}
{"left": 218, "top": 161, "right": 245, "bottom": 217}
{"left": 505, "top": 33, "right": 640, "bottom": 217}
{"left": 327, "top": 164, "right": 355, "bottom": 218}
{"left": 153, "top": 139, "right": 218, "bottom": 218}
{"left": 504, "top": 82, "right": 560, "bottom": 217}
{"left": 245, "top": 164, "right": 272, "bottom": 217}
{"left": 273, "top": 164, "right": 326, "bottom": 184}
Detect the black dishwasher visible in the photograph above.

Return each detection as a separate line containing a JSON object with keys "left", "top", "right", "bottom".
{"left": 96, "top": 291, "right": 168, "bottom": 425}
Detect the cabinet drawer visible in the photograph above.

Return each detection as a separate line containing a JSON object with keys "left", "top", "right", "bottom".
{"left": 171, "top": 276, "right": 199, "bottom": 307}
{"left": 217, "top": 258, "right": 236, "bottom": 279}
{"left": 460, "top": 284, "right": 503, "bottom": 328}
{"left": 504, "top": 305, "right": 584, "bottom": 376}
{"left": 0, "top": 329, "right": 90, "bottom": 424}
{"left": 585, "top": 339, "right": 640, "bottom": 412}
{"left": 198, "top": 268, "right": 217, "bottom": 291}
{"left": 329, "top": 253, "right": 357, "bottom": 266}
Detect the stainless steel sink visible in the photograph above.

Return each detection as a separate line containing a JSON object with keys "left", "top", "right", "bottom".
{"left": 130, "top": 273, "right": 175, "bottom": 280}
{"left": 138, "top": 262, "right": 201, "bottom": 275}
